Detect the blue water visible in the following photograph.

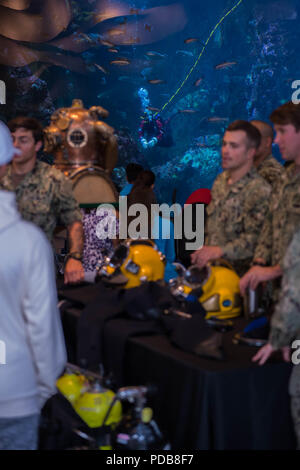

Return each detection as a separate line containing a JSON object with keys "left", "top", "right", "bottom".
{"left": 1, "top": 0, "right": 299, "bottom": 204}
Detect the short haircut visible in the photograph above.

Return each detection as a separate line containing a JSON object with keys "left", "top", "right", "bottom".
{"left": 127, "top": 184, "right": 156, "bottom": 240}
{"left": 226, "top": 120, "right": 261, "bottom": 149}
{"left": 126, "top": 163, "right": 144, "bottom": 183}
{"left": 135, "top": 169, "right": 155, "bottom": 188}
{"left": 7, "top": 116, "right": 44, "bottom": 143}
{"left": 270, "top": 101, "right": 300, "bottom": 132}
{"left": 250, "top": 119, "right": 274, "bottom": 141}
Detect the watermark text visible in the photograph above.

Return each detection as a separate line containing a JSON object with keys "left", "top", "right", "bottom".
{"left": 291, "top": 80, "right": 300, "bottom": 105}
{"left": 95, "top": 198, "right": 205, "bottom": 251}
{"left": 0, "top": 80, "right": 6, "bottom": 105}
{"left": 0, "top": 340, "right": 6, "bottom": 365}
{"left": 291, "top": 340, "right": 300, "bottom": 365}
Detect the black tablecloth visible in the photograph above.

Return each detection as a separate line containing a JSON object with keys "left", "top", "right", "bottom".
{"left": 58, "top": 283, "right": 296, "bottom": 450}
{"left": 122, "top": 327, "right": 296, "bottom": 449}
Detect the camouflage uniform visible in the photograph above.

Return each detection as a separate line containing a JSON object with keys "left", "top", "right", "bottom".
{"left": 0, "top": 160, "right": 82, "bottom": 241}
{"left": 255, "top": 163, "right": 300, "bottom": 269}
{"left": 256, "top": 154, "right": 284, "bottom": 189}
{"left": 205, "top": 168, "right": 271, "bottom": 276}
{"left": 268, "top": 229, "right": 300, "bottom": 447}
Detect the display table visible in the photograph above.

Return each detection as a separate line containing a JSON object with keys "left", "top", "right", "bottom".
{"left": 102, "top": 317, "right": 296, "bottom": 450}
{"left": 58, "top": 283, "right": 296, "bottom": 450}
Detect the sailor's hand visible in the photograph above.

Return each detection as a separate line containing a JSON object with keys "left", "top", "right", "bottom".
{"left": 252, "top": 344, "right": 290, "bottom": 365}
{"left": 240, "top": 266, "right": 264, "bottom": 295}
{"left": 191, "top": 246, "right": 223, "bottom": 268}
{"left": 64, "top": 258, "right": 85, "bottom": 284}
{"left": 240, "top": 266, "right": 280, "bottom": 295}
{"left": 252, "top": 343, "right": 275, "bottom": 365}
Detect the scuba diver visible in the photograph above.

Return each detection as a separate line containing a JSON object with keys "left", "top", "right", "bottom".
{"left": 138, "top": 88, "right": 173, "bottom": 150}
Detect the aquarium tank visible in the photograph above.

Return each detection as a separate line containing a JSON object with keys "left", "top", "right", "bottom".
{"left": 0, "top": 0, "right": 299, "bottom": 205}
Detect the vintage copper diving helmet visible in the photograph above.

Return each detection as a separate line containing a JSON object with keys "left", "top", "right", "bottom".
{"left": 43, "top": 99, "right": 118, "bottom": 205}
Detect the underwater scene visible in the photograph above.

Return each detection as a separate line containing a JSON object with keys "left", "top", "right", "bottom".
{"left": 0, "top": 0, "right": 299, "bottom": 205}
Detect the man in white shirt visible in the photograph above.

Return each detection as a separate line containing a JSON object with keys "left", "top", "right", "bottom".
{"left": 0, "top": 121, "right": 66, "bottom": 450}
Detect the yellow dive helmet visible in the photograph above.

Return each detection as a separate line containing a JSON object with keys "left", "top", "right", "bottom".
{"left": 99, "top": 239, "right": 166, "bottom": 289}
{"left": 170, "top": 261, "right": 242, "bottom": 320}
{"left": 56, "top": 368, "right": 87, "bottom": 404}
{"left": 74, "top": 381, "right": 122, "bottom": 428}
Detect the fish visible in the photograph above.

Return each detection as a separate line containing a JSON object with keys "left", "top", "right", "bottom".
{"left": 207, "top": 116, "right": 229, "bottom": 122}
{"left": 178, "top": 109, "right": 198, "bottom": 114}
{"left": 130, "top": 8, "right": 140, "bottom": 15}
{"left": 108, "top": 48, "right": 119, "bottom": 53}
{"left": 145, "top": 24, "right": 152, "bottom": 32}
{"left": 194, "top": 77, "right": 203, "bottom": 87}
{"left": 99, "top": 39, "right": 115, "bottom": 48}
{"left": 94, "top": 63, "right": 108, "bottom": 74}
{"left": 23, "top": 64, "right": 48, "bottom": 87}
{"left": 74, "top": 35, "right": 89, "bottom": 45}
{"left": 215, "top": 61, "right": 237, "bottom": 70}
{"left": 97, "top": 91, "right": 108, "bottom": 99}
{"left": 107, "top": 27, "right": 125, "bottom": 37}
{"left": 110, "top": 58, "right": 130, "bottom": 66}
{"left": 147, "top": 107, "right": 160, "bottom": 112}
{"left": 146, "top": 51, "right": 167, "bottom": 58}
{"left": 176, "top": 50, "right": 194, "bottom": 57}
{"left": 126, "top": 36, "right": 141, "bottom": 45}
{"left": 148, "top": 79, "right": 166, "bottom": 85}
{"left": 184, "top": 37, "right": 199, "bottom": 44}
{"left": 79, "top": 33, "right": 94, "bottom": 44}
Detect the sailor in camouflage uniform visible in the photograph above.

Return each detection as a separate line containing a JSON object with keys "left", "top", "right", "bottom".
{"left": 252, "top": 228, "right": 300, "bottom": 447}
{"left": 191, "top": 120, "right": 271, "bottom": 276}
{"left": 251, "top": 119, "right": 284, "bottom": 189}
{"left": 1, "top": 160, "right": 82, "bottom": 242}
{"left": 0, "top": 117, "right": 84, "bottom": 284}
{"left": 240, "top": 102, "right": 300, "bottom": 300}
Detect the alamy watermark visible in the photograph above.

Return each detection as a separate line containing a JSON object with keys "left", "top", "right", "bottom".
{"left": 0, "top": 340, "right": 6, "bottom": 365}
{"left": 94, "top": 197, "right": 205, "bottom": 251}
{"left": 291, "top": 80, "right": 300, "bottom": 105}
{"left": 291, "top": 340, "right": 300, "bottom": 365}
{"left": 0, "top": 80, "right": 6, "bottom": 105}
